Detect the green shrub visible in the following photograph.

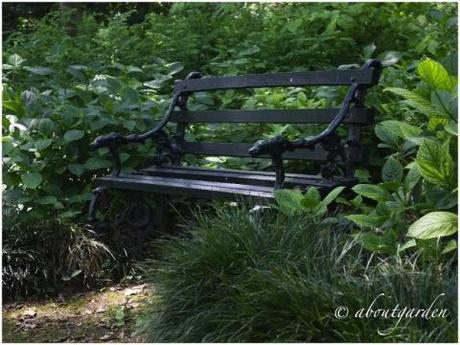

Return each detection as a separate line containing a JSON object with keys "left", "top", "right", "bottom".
{"left": 343, "top": 58, "right": 457, "bottom": 259}
{"left": 2, "top": 2, "right": 457, "bottom": 303}
{"left": 3, "top": 3, "right": 456, "bottom": 222}
{"left": 2, "top": 206, "right": 114, "bottom": 301}
{"left": 137, "top": 204, "right": 457, "bottom": 342}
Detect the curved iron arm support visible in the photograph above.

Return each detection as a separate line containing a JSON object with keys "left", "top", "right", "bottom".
{"left": 248, "top": 60, "right": 382, "bottom": 187}
{"left": 248, "top": 59, "right": 382, "bottom": 157}
{"left": 291, "top": 82, "right": 361, "bottom": 149}
{"left": 89, "top": 71, "right": 202, "bottom": 150}
{"left": 88, "top": 92, "right": 181, "bottom": 176}
{"left": 89, "top": 72, "right": 203, "bottom": 175}
{"left": 247, "top": 83, "right": 359, "bottom": 189}
{"left": 90, "top": 92, "right": 181, "bottom": 150}
{"left": 248, "top": 82, "right": 360, "bottom": 158}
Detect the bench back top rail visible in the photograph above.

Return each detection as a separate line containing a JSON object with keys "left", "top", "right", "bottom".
{"left": 174, "top": 67, "right": 380, "bottom": 92}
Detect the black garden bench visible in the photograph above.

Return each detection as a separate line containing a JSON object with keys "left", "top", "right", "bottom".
{"left": 88, "top": 60, "right": 382, "bottom": 222}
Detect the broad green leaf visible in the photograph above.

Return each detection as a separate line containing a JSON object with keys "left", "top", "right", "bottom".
{"left": 379, "top": 181, "right": 400, "bottom": 192}
{"left": 363, "top": 43, "right": 376, "bottom": 59}
{"left": 404, "top": 164, "right": 421, "bottom": 191}
{"left": 416, "top": 160, "right": 444, "bottom": 185}
{"left": 417, "top": 58, "right": 456, "bottom": 91}
{"left": 38, "top": 118, "right": 54, "bottom": 135}
{"left": 35, "top": 139, "right": 52, "bottom": 150}
{"left": 398, "top": 239, "right": 416, "bottom": 253}
{"left": 416, "top": 138, "right": 451, "bottom": 185}
{"left": 375, "top": 123, "right": 399, "bottom": 145}
{"left": 8, "top": 54, "right": 25, "bottom": 67}
{"left": 379, "top": 51, "right": 402, "bottom": 66}
{"left": 66, "top": 65, "right": 86, "bottom": 80}
{"left": 24, "top": 66, "right": 55, "bottom": 75}
{"left": 347, "top": 214, "right": 384, "bottom": 228}
{"left": 431, "top": 90, "right": 452, "bottom": 116}
{"left": 37, "top": 195, "right": 58, "bottom": 205}
{"left": 297, "top": 91, "right": 307, "bottom": 103}
{"left": 194, "top": 92, "right": 215, "bottom": 106}
{"left": 425, "top": 186, "right": 458, "bottom": 210}
{"left": 441, "top": 240, "right": 457, "bottom": 254}
{"left": 353, "top": 232, "right": 394, "bottom": 253}
{"left": 21, "top": 90, "right": 37, "bottom": 106}
{"left": 123, "top": 120, "right": 136, "bottom": 131}
{"left": 143, "top": 80, "right": 161, "bottom": 89}
{"left": 441, "top": 139, "right": 454, "bottom": 180}
{"left": 382, "top": 120, "right": 421, "bottom": 139}
{"left": 382, "top": 157, "right": 403, "bottom": 183}
{"left": 22, "top": 172, "right": 42, "bottom": 189}
{"left": 375, "top": 120, "right": 422, "bottom": 145}
{"left": 274, "top": 189, "right": 304, "bottom": 216}
{"left": 352, "top": 184, "right": 391, "bottom": 202}
{"left": 301, "top": 187, "right": 321, "bottom": 208}
{"left": 322, "top": 186, "right": 346, "bottom": 206}
{"left": 84, "top": 157, "right": 112, "bottom": 170}
{"left": 4, "top": 188, "right": 31, "bottom": 203}
{"left": 408, "top": 212, "right": 457, "bottom": 239}
{"left": 68, "top": 64, "right": 88, "bottom": 71}
{"left": 127, "top": 66, "right": 143, "bottom": 73}
{"left": 64, "top": 130, "right": 84, "bottom": 142}
{"left": 354, "top": 169, "right": 371, "bottom": 183}
{"left": 68, "top": 164, "right": 86, "bottom": 177}
{"left": 166, "top": 62, "right": 184, "bottom": 75}
{"left": 445, "top": 121, "right": 458, "bottom": 136}
{"left": 239, "top": 45, "right": 261, "bottom": 56}
{"left": 384, "top": 87, "right": 441, "bottom": 118}
{"left": 2, "top": 136, "right": 15, "bottom": 155}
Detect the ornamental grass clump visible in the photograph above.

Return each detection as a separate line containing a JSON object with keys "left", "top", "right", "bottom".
{"left": 137, "top": 203, "right": 457, "bottom": 342}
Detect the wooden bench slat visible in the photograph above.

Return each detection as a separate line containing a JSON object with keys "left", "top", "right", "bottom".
{"left": 141, "top": 165, "right": 356, "bottom": 188}
{"left": 169, "top": 108, "right": 373, "bottom": 124}
{"left": 97, "top": 174, "right": 276, "bottom": 199}
{"left": 143, "top": 164, "right": 351, "bottom": 179}
{"left": 96, "top": 173, "right": 346, "bottom": 199}
{"left": 174, "top": 68, "right": 379, "bottom": 92}
{"left": 172, "top": 142, "right": 367, "bottom": 162}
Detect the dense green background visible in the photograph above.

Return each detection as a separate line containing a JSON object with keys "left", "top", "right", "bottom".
{"left": 2, "top": 5, "right": 458, "bottom": 338}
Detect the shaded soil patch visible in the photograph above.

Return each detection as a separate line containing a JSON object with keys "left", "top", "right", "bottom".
{"left": 2, "top": 283, "right": 151, "bottom": 343}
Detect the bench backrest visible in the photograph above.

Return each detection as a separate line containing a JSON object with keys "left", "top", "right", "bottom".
{"left": 168, "top": 66, "right": 380, "bottom": 174}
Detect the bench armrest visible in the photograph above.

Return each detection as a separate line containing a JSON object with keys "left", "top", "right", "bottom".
{"left": 90, "top": 92, "right": 182, "bottom": 150}
{"left": 248, "top": 82, "right": 360, "bottom": 158}
{"left": 89, "top": 92, "right": 183, "bottom": 176}
{"left": 248, "top": 60, "right": 383, "bottom": 158}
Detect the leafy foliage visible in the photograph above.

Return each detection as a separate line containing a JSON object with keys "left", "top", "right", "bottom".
{"left": 274, "top": 186, "right": 345, "bottom": 218}
{"left": 345, "top": 57, "right": 457, "bottom": 259}
{"left": 137, "top": 204, "right": 457, "bottom": 342}
{"left": 2, "top": 2, "right": 457, "bottom": 304}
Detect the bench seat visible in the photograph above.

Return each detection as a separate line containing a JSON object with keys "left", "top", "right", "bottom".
{"left": 96, "top": 166, "right": 356, "bottom": 200}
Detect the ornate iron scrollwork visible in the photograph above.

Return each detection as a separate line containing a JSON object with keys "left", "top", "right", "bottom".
{"left": 248, "top": 60, "right": 382, "bottom": 185}
{"left": 318, "top": 132, "right": 347, "bottom": 179}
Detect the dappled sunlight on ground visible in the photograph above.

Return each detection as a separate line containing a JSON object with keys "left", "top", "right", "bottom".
{"left": 2, "top": 283, "right": 152, "bottom": 342}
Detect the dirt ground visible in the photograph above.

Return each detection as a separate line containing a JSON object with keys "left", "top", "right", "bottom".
{"left": 2, "top": 283, "right": 152, "bottom": 343}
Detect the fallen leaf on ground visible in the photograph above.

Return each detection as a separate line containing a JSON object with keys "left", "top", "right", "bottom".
{"left": 99, "top": 333, "right": 112, "bottom": 340}
{"left": 23, "top": 308, "right": 37, "bottom": 318}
